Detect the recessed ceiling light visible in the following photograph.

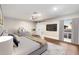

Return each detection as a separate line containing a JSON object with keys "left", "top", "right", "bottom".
{"left": 53, "top": 7, "right": 58, "bottom": 11}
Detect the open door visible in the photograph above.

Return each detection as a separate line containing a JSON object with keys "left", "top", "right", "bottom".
{"left": 64, "top": 19, "right": 72, "bottom": 43}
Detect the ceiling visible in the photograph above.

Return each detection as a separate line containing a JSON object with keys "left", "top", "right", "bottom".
{"left": 1, "top": 4, "right": 79, "bottom": 21}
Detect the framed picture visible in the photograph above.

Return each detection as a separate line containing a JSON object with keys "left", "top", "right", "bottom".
{"left": 0, "top": 5, "right": 3, "bottom": 25}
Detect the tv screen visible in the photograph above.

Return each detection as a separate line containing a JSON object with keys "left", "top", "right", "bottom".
{"left": 46, "top": 24, "right": 57, "bottom": 31}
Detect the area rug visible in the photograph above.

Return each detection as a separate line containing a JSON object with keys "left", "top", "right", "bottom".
{"left": 42, "top": 42, "right": 65, "bottom": 55}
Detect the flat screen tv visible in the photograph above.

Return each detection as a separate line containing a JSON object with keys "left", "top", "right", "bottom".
{"left": 46, "top": 24, "right": 57, "bottom": 31}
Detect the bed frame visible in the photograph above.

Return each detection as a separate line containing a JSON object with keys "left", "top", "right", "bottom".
{"left": 29, "top": 43, "right": 48, "bottom": 55}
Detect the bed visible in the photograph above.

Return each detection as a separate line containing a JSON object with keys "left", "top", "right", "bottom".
{"left": 12, "top": 34, "right": 47, "bottom": 55}
{"left": 0, "top": 26, "right": 47, "bottom": 55}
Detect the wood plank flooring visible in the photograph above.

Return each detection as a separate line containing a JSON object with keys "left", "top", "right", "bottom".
{"left": 44, "top": 37, "right": 79, "bottom": 55}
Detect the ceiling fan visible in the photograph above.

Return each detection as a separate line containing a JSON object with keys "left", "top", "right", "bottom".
{"left": 31, "top": 12, "right": 42, "bottom": 21}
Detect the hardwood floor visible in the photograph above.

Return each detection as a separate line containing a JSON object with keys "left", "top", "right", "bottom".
{"left": 45, "top": 37, "right": 79, "bottom": 55}
{"left": 33, "top": 35, "right": 79, "bottom": 55}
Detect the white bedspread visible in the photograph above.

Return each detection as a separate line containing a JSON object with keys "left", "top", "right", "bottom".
{"left": 12, "top": 37, "right": 40, "bottom": 55}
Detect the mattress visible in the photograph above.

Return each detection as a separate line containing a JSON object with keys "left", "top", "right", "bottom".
{"left": 25, "top": 35, "right": 47, "bottom": 45}
{"left": 12, "top": 37, "right": 40, "bottom": 55}
{"left": 25, "top": 36, "right": 48, "bottom": 55}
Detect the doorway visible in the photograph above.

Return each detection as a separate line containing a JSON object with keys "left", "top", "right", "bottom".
{"left": 64, "top": 19, "right": 72, "bottom": 42}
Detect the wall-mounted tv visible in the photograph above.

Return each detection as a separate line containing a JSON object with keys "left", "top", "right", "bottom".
{"left": 46, "top": 24, "right": 57, "bottom": 31}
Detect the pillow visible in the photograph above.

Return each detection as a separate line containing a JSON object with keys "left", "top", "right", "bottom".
{"left": 8, "top": 34, "right": 20, "bottom": 47}
{"left": 2, "top": 29, "right": 8, "bottom": 36}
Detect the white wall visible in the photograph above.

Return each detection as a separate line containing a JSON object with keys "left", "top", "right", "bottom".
{"left": 36, "top": 14, "right": 79, "bottom": 40}
{"left": 36, "top": 20, "right": 60, "bottom": 40}
{"left": 4, "top": 18, "right": 35, "bottom": 34}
